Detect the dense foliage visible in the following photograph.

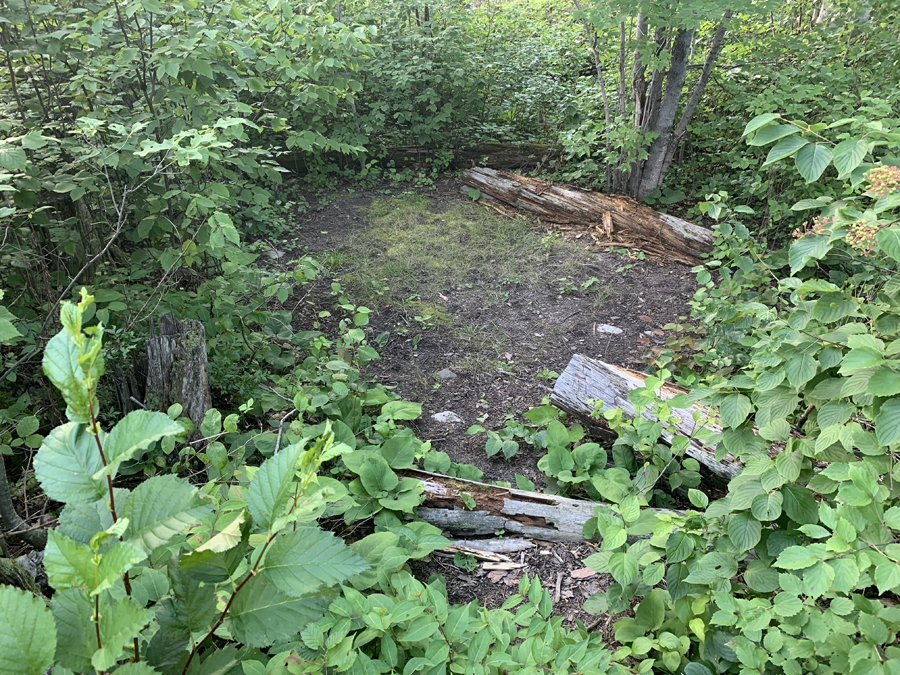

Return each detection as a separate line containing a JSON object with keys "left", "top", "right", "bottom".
{"left": 2, "top": 0, "right": 900, "bottom": 674}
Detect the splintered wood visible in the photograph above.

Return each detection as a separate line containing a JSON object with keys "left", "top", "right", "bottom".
{"left": 461, "top": 167, "right": 714, "bottom": 265}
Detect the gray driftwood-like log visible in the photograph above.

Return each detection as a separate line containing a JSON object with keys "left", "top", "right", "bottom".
{"left": 145, "top": 315, "right": 212, "bottom": 440}
{"left": 406, "top": 468, "right": 672, "bottom": 544}
{"left": 551, "top": 354, "right": 741, "bottom": 481}
{"left": 461, "top": 167, "right": 713, "bottom": 265}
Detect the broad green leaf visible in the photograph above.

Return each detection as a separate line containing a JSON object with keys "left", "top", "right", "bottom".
{"left": 773, "top": 593, "right": 803, "bottom": 617}
{"left": 380, "top": 401, "right": 422, "bottom": 420}
{"left": 121, "top": 474, "right": 213, "bottom": 553}
{"left": 832, "top": 139, "right": 869, "bottom": 177}
{"left": 876, "top": 227, "right": 900, "bottom": 264}
{"left": 874, "top": 561, "right": 900, "bottom": 594}
{"left": 720, "top": 394, "right": 752, "bottom": 428}
{"left": 50, "top": 589, "right": 96, "bottom": 672}
{"left": 91, "top": 596, "right": 152, "bottom": 671}
{"left": 803, "top": 560, "right": 835, "bottom": 598}
{"left": 42, "top": 330, "right": 94, "bottom": 423}
{"left": 795, "top": 143, "right": 832, "bottom": 182}
{"left": 98, "top": 410, "right": 184, "bottom": 478}
{"left": 727, "top": 513, "right": 761, "bottom": 551}
{"left": 358, "top": 455, "right": 399, "bottom": 497}
{"left": 780, "top": 484, "right": 818, "bottom": 524}
{"left": 380, "top": 434, "right": 416, "bottom": 469}
{"left": 634, "top": 588, "right": 665, "bottom": 631}
{"left": 775, "top": 545, "right": 820, "bottom": 570}
{"left": 247, "top": 444, "right": 302, "bottom": 529}
{"left": 0, "top": 585, "right": 56, "bottom": 675}
{"left": 262, "top": 527, "right": 367, "bottom": 597}
{"left": 875, "top": 398, "right": 900, "bottom": 446}
{"left": 789, "top": 236, "right": 830, "bottom": 274}
{"left": 748, "top": 123, "right": 799, "bottom": 146}
{"left": 195, "top": 511, "right": 246, "bottom": 553}
{"left": 665, "top": 531, "right": 694, "bottom": 563}
{"left": 744, "top": 560, "right": 779, "bottom": 592}
{"left": 867, "top": 368, "right": 900, "bottom": 396}
{"left": 688, "top": 489, "right": 709, "bottom": 509}
{"left": 34, "top": 423, "right": 106, "bottom": 504}
{"left": 608, "top": 552, "right": 638, "bottom": 585}
{"left": 763, "top": 135, "right": 808, "bottom": 166}
{"left": 45, "top": 530, "right": 145, "bottom": 595}
{"left": 829, "top": 558, "right": 860, "bottom": 593}
{"left": 751, "top": 491, "right": 783, "bottom": 521}
{"left": 155, "top": 557, "right": 218, "bottom": 639}
{"left": 230, "top": 574, "right": 331, "bottom": 648}
{"left": 839, "top": 348, "right": 883, "bottom": 374}
{"left": 743, "top": 113, "right": 780, "bottom": 137}
{"left": 812, "top": 293, "right": 856, "bottom": 323}
{"left": 858, "top": 614, "right": 889, "bottom": 645}
{"left": 56, "top": 495, "right": 119, "bottom": 548}
{"left": 784, "top": 353, "right": 817, "bottom": 388}
{"left": 0, "top": 144, "right": 27, "bottom": 170}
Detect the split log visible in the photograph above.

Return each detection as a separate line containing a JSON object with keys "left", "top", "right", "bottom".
{"left": 551, "top": 355, "right": 741, "bottom": 481}
{"left": 145, "top": 314, "right": 212, "bottom": 441}
{"left": 406, "top": 468, "right": 675, "bottom": 544}
{"left": 461, "top": 167, "right": 713, "bottom": 265}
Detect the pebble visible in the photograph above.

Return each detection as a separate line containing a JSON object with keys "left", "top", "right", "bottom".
{"left": 437, "top": 368, "right": 458, "bottom": 380}
{"left": 432, "top": 411, "right": 463, "bottom": 424}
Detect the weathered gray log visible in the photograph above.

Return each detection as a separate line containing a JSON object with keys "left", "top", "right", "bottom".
{"left": 406, "top": 468, "right": 674, "bottom": 544}
{"left": 145, "top": 314, "right": 212, "bottom": 440}
{"left": 461, "top": 167, "right": 714, "bottom": 265}
{"left": 551, "top": 355, "right": 741, "bottom": 481}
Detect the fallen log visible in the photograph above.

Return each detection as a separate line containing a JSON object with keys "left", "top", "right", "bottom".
{"left": 461, "top": 167, "right": 713, "bottom": 265}
{"left": 405, "top": 468, "right": 672, "bottom": 544}
{"left": 550, "top": 355, "right": 741, "bottom": 482}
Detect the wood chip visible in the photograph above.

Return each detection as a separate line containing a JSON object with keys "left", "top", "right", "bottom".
{"left": 483, "top": 562, "right": 527, "bottom": 571}
{"left": 487, "top": 570, "right": 508, "bottom": 583}
{"left": 570, "top": 568, "right": 597, "bottom": 579}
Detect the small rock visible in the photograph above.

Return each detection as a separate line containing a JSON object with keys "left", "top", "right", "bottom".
{"left": 432, "top": 411, "right": 463, "bottom": 424}
{"left": 595, "top": 324, "right": 622, "bottom": 335}
{"left": 437, "top": 368, "right": 458, "bottom": 380}
{"left": 264, "top": 249, "right": 286, "bottom": 260}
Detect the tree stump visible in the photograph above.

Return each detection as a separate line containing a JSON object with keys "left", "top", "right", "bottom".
{"left": 145, "top": 315, "right": 212, "bottom": 440}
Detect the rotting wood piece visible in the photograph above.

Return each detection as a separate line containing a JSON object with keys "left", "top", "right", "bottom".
{"left": 461, "top": 167, "right": 713, "bottom": 265}
{"left": 404, "top": 468, "right": 677, "bottom": 544}
{"left": 550, "top": 354, "right": 741, "bottom": 481}
{"left": 145, "top": 314, "right": 212, "bottom": 441}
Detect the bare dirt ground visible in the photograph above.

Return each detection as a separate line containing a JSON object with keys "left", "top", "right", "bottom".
{"left": 287, "top": 176, "right": 698, "bottom": 631}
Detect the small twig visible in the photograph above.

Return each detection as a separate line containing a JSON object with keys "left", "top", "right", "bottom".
{"left": 274, "top": 409, "right": 298, "bottom": 455}
{"left": 553, "top": 571, "right": 563, "bottom": 604}
{"left": 129, "top": 396, "right": 147, "bottom": 409}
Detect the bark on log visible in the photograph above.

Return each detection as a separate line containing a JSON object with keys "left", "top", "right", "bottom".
{"left": 550, "top": 355, "right": 741, "bottom": 481}
{"left": 461, "top": 167, "right": 713, "bottom": 265}
{"left": 406, "top": 468, "right": 674, "bottom": 544}
{"left": 145, "top": 315, "right": 212, "bottom": 440}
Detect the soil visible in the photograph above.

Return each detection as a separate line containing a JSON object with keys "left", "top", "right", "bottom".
{"left": 283, "top": 176, "right": 699, "bottom": 631}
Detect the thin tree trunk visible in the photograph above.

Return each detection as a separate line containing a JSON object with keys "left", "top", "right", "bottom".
{"left": 637, "top": 27, "right": 695, "bottom": 200}
{"left": 658, "top": 11, "right": 732, "bottom": 182}
{"left": 631, "top": 14, "right": 649, "bottom": 128}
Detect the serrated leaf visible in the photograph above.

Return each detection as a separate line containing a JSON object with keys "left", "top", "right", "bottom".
{"left": 875, "top": 398, "right": 900, "bottom": 446}
{"left": 795, "top": 143, "right": 833, "bottom": 182}
{"left": 785, "top": 353, "right": 817, "bottom": 388}
{"left": 720, "top": 394, "right": 752, "bottom": 428}
{"left": 0, "top": 144, "right": 27, "bottom": 170}
{"left": 121, "top": 474, "right": 213, "bottom": 553}
{"left": 42, "top": 330, "right": 95, "bottom": 423}
{"left": 876, "top": 227, "right": 900, "bottom": 264}
{"left": 829, "top": 558, "right": 860, "bottom": 593}
{"left": 608, "top": 552, "right": 638, "bottom": 585}
{"left": 727, "top": 513, "right": 761, "bottom": 551}
{"left": 247, "top": 444, "right": 302, "bottom": 529}
{"left": 50, "top": 588, "right": 96, "bottom": 672}
{"left": 867, "top": 367, "right": 900, "bottom": 396}
{"left": 789, "top": 236, "right": 831, "bottom": 274}
{"left": 196, "top": 511, "right": 246, "bottom": 553}
{"left": 57, "top": 495, "right": 119, "bottom": 548}
{"left": 781, "top": 484, "right": 818, "bottom": 524}
{"left": 230, "top": 574, "right": 331, "bottom": 648}
{"left": 0, "top": 585, "right": 56, "bottom": 675}
{"left": 34, "top": 423, "right": 106, "bottom": 504}
{"left": 45, "top": 530, "right": 145, "bottom": 595}
{"left": 874, "top": 562, "right": 900, "bottom": 594}
{"left": 773, "top": 593, "right": 803, "bottom": 617}
{"left": 262, "top": 527, "right": 367, "bottom": 597}
{"left": 91, "top": 596, "right": 152, "bottom": 671}
{"left": 775, "top": 545, "right": 819, "bottom": 570}
{"left": 156, "top": 557, "right": 218, "bottom": 640}
{"left": 98, "top": 410, "right": 184, "bottom": 478}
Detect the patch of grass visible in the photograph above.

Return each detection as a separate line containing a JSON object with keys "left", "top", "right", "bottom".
{"left": 340, "top": 194, "right": 580, "bottom": 306}
{"left": 593, "top": 282, "right": 619, "bottom": 307}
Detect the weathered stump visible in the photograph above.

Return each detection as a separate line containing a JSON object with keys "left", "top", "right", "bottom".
{"left": 145, "top": 315, "right": 212, "bottom": 440}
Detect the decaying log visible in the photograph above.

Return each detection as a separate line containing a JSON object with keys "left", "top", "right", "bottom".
{"left": 406, "top": 468, "right": 673, "bottom": 544}
{"left": 461, "top": 167, "right": 713, "bottom": 265}
{"left": 276, "top": 142, "right": 553, "bottom": 174}
{"left": 145, "top": 314, "right": 212, "bottom": 440}
{"left": 551, "top": 355, "right": 741, "bottom": 481}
